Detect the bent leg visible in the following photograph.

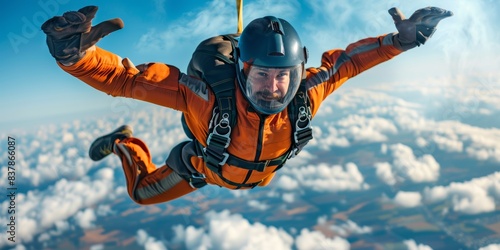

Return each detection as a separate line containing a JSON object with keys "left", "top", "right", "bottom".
{"left": 134, "top": 165, "right": 195, "bottom": 204}
{"left": 114, "top": 137, "right": 196, "bottom": 205}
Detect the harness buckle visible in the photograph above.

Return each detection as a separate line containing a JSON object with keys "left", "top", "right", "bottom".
{"left": 265, "top": 159, "right": 271, "bottom": 167}
{"left": 256, "top": 159, "right": 271, "bottom": 171}
{"left": 191, "top": 172, "right": 206, "bottom": 179}
{"left": 219, "top": 152, "right": 230, "bottom": 166}
{"left": 189, "top": 173, "right": 207, "bottom": 189}
{"left": 288, "top": 148, "right": 299, "bottom": 159}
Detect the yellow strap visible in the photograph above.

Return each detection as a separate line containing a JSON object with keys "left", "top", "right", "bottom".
{"left": 236, "top": 0, "right": 243, "bottom": 35}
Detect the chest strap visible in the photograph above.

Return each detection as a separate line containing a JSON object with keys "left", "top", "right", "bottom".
{"left": 203, "top": 137, "right": 290, "bottom": 172}
{"left": 196, "top": 137, "right": 263, "bottom": 188}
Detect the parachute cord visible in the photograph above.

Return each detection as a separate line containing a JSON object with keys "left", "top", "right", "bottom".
{"left": 236, "top": 0, "right": 243, "bottom": 35}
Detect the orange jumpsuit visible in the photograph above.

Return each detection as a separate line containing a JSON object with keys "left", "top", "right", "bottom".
{"left": 61, "top": 33, "right": 402, "bottom": 205}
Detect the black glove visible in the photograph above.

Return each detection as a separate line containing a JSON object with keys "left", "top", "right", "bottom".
{"left": 389, "top": 6, "right": 453, "bottom": 51}
{"left": 41, "top": 6, "right": 123, "bottom": 65}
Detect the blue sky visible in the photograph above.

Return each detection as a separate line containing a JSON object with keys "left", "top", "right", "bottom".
{"left": 2, "top": 0, "right": 499, "bottom": 130}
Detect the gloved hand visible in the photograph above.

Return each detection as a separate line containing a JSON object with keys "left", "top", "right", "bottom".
{"left": 389, "top": 6, "right": 453, "bottom": 51}
{"left": 41, "top": 6, "right": 124, "bottom": 65}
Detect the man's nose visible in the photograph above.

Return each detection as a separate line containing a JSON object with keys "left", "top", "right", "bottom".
{"left": 264, "top": 78, "right": 279, "bottom": 92}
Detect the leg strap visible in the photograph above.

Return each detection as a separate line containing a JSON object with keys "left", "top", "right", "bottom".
{"left": 166, "top": 141, "right": 208, "bottom": 189}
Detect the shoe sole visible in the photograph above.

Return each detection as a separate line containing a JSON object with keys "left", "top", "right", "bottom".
{"left": 89, "top": 125, "right": 133, "bottom": 161}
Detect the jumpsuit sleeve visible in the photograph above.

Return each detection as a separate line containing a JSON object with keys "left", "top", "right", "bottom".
{"left": 59, "top": 46, "right": 190, "bottom": 112}
{"left": 306, "top": 33, "right": 403, "bottom": 116}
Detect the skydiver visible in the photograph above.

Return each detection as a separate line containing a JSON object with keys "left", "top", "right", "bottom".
{"left": 41, "top": 5, "right": 452, "bottom": 204}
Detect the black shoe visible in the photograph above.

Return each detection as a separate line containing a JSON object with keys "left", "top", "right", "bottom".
{"left": 88, "top": 125, "right": 133, "bottom": 161}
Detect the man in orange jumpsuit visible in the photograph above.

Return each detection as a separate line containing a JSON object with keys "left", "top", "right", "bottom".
{"left": 42, "top": 6, "right": 452, "bottom": 205}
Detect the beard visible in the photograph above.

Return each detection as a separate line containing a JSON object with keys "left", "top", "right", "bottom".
{"left": 254, "top": 90, "right": 286, "bottom": 108}
{"left": 255, "top": 89, "right": 283, "bottom": 101}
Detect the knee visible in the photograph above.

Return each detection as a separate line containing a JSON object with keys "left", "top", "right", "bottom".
{"left": 115, "top": 137, "right": 152, "bottom": 162}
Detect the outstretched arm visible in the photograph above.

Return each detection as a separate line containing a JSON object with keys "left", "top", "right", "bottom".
{"left": 42, "top": 6, "right": 192, "bottom": 112}
{"left": 60, "top": 46, "right": 184, "bottom": 111}
{"left": 306, "top": 6, "right": 453, "bottom": 114}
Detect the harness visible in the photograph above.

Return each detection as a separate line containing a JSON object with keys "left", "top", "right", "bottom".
{"left": 183, "top": 35, "right": 313, "bottom": 189}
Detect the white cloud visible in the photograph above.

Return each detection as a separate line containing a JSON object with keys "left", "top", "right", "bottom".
{"left": 383, "top": 143, "right": 440, "bottom": 183}
{"left": 310, "top": 125, "right": 350, "bottom": 150}
{"left": 282, "top": 193, "right": 295, "bottom": 203}
{"left": 90, "top": 244, "right": 104, "bottom": 250}
{"left": 393, "top": 191, "right": 422, "bottom": 208}
{"left": 404, "top": 239, "right": 433, "bottom": 250}
{"left": 36, "top": 220, "right": 72, "bottom": 245}
{"left": 0, "top": 106, "right": 186, "bottom": 224}
{"left": 295, "top": 229, "right": 350, "bottom": 250}
{"left": 423, "top": 121, "right": 500, "bottom": 163}
{"left": 9, "top": 244, "right": 27, "bottom": 250}
{"left": 431, "top": 134, "right": 463, "bottom": 153}
{"left": 337, "top": 115, "right": 398, "bottom": 143}
{"left": 172, "top": 210, "right": 294, "bottom": 250}
{"left": 136, "top": 229, "right": 167, "bottom": 250}
{"left": 172, "top": 210, "right": 354, "bottom": 250}
{"left": 375, "top": 162, "right": 397, "bottom": 186}
{"left": 247, "top": 200, "right": 269, "bottom": 211}
{"left": 184, "top": 225, "right": 211, "bottom": 249}
{"left": 74, "top": 208, "right": 97, "bottom": 229}
{"left": 423, "top": 172, "right": 500, "bottom": 214}
{"left": 62, "top": 132, "right": 74, "bottom": 143}
{"left": 480, "top": 244, "right": 500, "bottom": 250}
{"left": 95, "top": 205, "right": 115, "bottom": 217}
{"left": 280, "top": 162, "right": 369, "bottom": 192}
{"left": 0, "top": 168, "right": 117, "bottom": 246}
{"left": 317, "top": 215, "right": 328, "bottom": 225}
{"left": 0, "top": 123, "right": 101, "bottom": 187}
{"left": 275, "top": 175, "right": 300, "bottom": 191}
{"left": 415, "top": 137, "right": 428, "bottom": 148}
{"left": 309, "top": 87, "right": 500, "bottom": 167}
{"left": 230, "top": 189, "right": 250, "bottom": 198}
{"left": 329, "top": 220, "right": 372, "bottom": 237}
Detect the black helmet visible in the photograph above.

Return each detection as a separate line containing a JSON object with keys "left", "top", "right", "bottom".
{"left": 236, "top": 16, "right": 308, "bottom": 115}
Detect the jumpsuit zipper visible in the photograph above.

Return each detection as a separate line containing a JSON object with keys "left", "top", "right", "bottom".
{"left": 240, "top": 114, "right": 266, "bottom": 186}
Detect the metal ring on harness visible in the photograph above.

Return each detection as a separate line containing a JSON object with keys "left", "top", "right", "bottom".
{"left": 204, "top": 110, "right": 232, "bottom": 167}
{"left": 294, "top": 106, "right": 311, "bottom": 143}
{"left": 290, "top": 106, "right": 313, "bottom": 159}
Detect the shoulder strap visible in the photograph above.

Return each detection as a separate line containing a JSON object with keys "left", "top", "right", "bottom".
{"left": 182, "top": 35, "right": 238, "bottom": 140}
{"left": 200, "top": 35, "right": 239, "bottom": 178}
{"left": 208, "top": 35, "right": 238, "bottom": 129}
{"left": 287, "top": 80, "right": 313, "bottom": 159}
